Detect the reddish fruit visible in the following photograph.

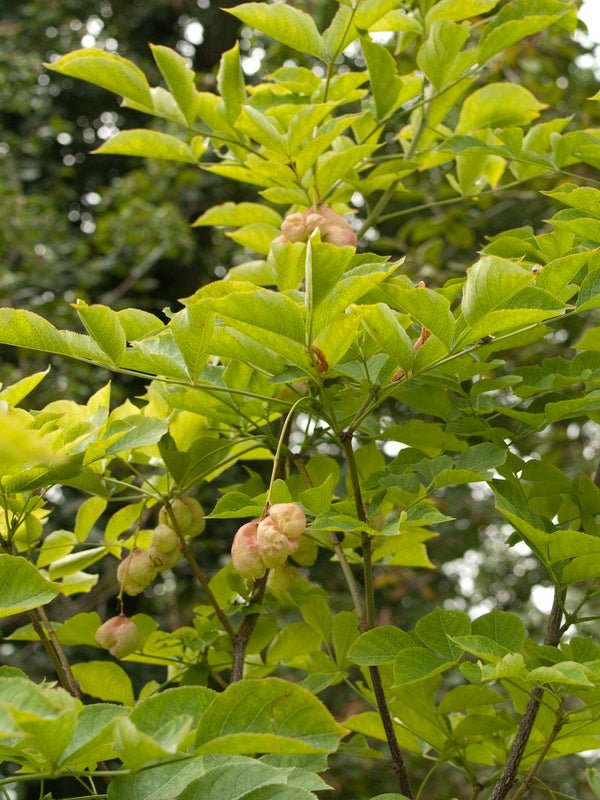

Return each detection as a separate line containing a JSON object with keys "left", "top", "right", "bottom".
{"left": 159, "top": 497, "right": 205, "bottom": 538}
{"left": 326, "top": 224, "right": 358, "bottom": 247}
{"left": 280, "top": 212, "right": 309, "bottom": 243}
{"left": 256, "top": 517, "right": 298, "bottom": 568}
{"left": 95, "top": 614, "right": 139, "bottom": 658}
{"left": 304, "top": 213, "right": 328, "bottom": 237}
{"left": 268, "top": 503, "right": 306, "bottom": 540}
{"left": 231, "top": 521, "right": 266, "bottom": 579}
{"left": 117, "top": 548, "right": 157, "bottom": 596}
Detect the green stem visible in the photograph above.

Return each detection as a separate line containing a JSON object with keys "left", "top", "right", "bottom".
{"left": 295, "top": 455, "right": 366, "bottom": 627}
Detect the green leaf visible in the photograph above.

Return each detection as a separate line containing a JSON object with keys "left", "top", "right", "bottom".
{"left": 461, "top": 255, "right": 533, "bottom": 323}
{"left": 130, "top": 686, "right": 216, "bottom": 737}
{"left": 0, "top": 308, "right": 110, "bottom": 364}
{"left": 47, "top": 48, "right": 152, "bottom": 106}
{"left": 151, "top": 44, "right": 198, "bottom": 125}
{"left": 361, "top": 36, "right": 404, "bottom": 119}
{"left": 415, "top": 608, "right": 471, "bottom": 659}
{"left": 59, "top": 704, "right": 125, "bottom": 769}
{"left": 438, "top": 685, "right": 504, "bottom": 713}
{"left": 210, "top": 491, "right": 264, "bottom": 519}
{"left": 193, "top": 202, "right": 282, "bottom": 229}
{"left": 298, "top": 474, "right": 334, "bottom": 516}
{"left": 480, "top": 0, "right": 571, "bottom": 62}
{"left": 348, "top": 626, "right": 414, "bottom": 666}
{"left": 71, "top": 661, "right": 135, "bottom": 706}
{"left": 361, "top": 303, "right": 414, "bottom": 374}
{"left": 187, "top": 285, "right": 310, "bottom": 372}
{"left": 426, "top": 0, "right": 499, "bottom": 23}
{"left": 179, "top": 763, "right": 320, "bottom": 799}
{"left": 217, "top": 43, "right": 246, "bottom": 124}
{"left": 528, "top": 662, "right": 595, "bottom": 687}
{"left": 195, "top": 678, "right": 345, "bottom": 754}
{"left": 472, "top": 609, "right": 525, "bottom": 651}
{"left": 226, "top": 3, "right": 326, "bottom": 60}
{"left": 108, "top": 756, "right": 323, "bottom": 800}
{"left": 393, "top": 647, "right": 456, "bottom": 685}
{"left": 0, "top": 369, "right": 49, "bottom": 406}
{"left": 74, "top": 496, "right": 107, "bottom": 543}
{"left": 94, "top": 130, "right": 196, "bottom": 163}
{"left": 374, "top": 279, "right": 455, "bottom": 348}
{"left": 457, "top": 84, "right": 546, "bottom": 132}
{"left": 0, "top": 555, "right": 59, "bottom": 617}
{"left": 74, "top": 301, "right": 127, "bottom": 365}
{"left": 417, "top": 20, "right": 472, "bottom": 90}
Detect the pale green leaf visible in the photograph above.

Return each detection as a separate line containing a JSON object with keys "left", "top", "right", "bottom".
{"left": 348, "top": 626, "right": 414, "bottom": 666}
{"left": 195, "top": 678, "right": 345, "bottom": 754}
{"left": 217, "top": 43, "right": 246, "bottom": 124}
{"left": 193, "top": 202, "right": 282, "bottom": 228}
{"left": 415, "top": 608, "right": 471, "bottom": 659}
{"left": 0, "top": 555, "right": 59, "bottom": 617}
{"left": 151, "top": 44, "right": 198, "bottom": 125}
{"left": 227, "top": 3, "right": 326, "bottom": 59}
{"left": 94, "top": 130, "right": 196, "bottom": 163}
{"left": 72, "top": 661, "right": 134, "bottom": 706}
{"left": 74, "top": 301, "right": 127, "bottom": 365}
{"left": 47, "top": 48, "right": 152, "bottom": 106}
{"left": 457, "top": 84, "right": 546, "bottom": 132}
{"left": 393, "top": 648, "right": 456, "bottom": 685}
{"left": 426, "top": 0, "right": 499, "bottom": 23}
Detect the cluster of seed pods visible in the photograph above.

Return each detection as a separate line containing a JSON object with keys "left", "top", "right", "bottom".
{"left": 231, "top": 503, "right": 307, "bottom": 579}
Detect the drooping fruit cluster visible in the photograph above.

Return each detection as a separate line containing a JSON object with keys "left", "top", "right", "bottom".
{"left": 277, "top": 205, "right": 357, "bottom": 247}
{"left": 117, "top": 497, "right": 205, "bottom": 595}
{"left": 231, "top": 503, "right": 307, "bottom": 579}
{"left": 95, "top": 614, "right": 139, "bottom": 658}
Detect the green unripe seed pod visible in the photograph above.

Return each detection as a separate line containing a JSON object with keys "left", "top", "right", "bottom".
{"left": 151, "top": 524, "right": 179, "bottom": 554}
{"left": 117, "top": 548, "right": 157, "bottom": 595}
{"left": 159, "top": 497, "right": 205, "bottom": 538}
{"left": 95, "top": 614, "right": 139, "bottom": 658}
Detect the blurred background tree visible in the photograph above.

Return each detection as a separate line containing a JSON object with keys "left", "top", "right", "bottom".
{"left": 1, "top": 2, "right": 600, "bottom": 797}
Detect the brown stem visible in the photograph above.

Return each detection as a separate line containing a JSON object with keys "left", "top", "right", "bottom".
{"left": 488, "top": 589, "right": 565, "bottom": 800}
{"left": 341, "top": 434, "right": 414, "bottom": 798}
{"left": 230, "top": 574, "right": 268, "bottom": 683}
{"left": 163, "top": 503, "right": 235, "bottom": 640}
{"left": 28, "top": 609, "right": 81, "bottom": 699}
{"left": 510, "top": 714, "right": 565, "bottom": 800}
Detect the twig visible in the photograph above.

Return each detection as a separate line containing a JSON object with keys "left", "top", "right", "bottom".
{"left": 341, "top": 434, "right": 414, "bottom": 798}
{"left": 163, "top": 502, "right": 235, "bottom": 640}
{"left": 510, "top": 714, "right": 565, "bottom": 800}
{"left": 294, "top": 454, "right": 366, "bottom": 627}
{"left": 36, "top": 607, "right": 81, "bottom": 699}
{"left": 230, "top": 574, "right": 268, "bottom": 682}
{"left": 488, "top": 589, "right": 566, "bottom": 800}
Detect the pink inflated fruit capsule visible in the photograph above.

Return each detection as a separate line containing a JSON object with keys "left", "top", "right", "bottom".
{"left": 256, "top": 517, "right": 298, "bottom": 568}
{"left": 95, "top": 614, "right": 139, "bottom": 658}
{"left": 231, "top": 521, "right": 266, "bottom": 579}
{"left": 268, "top": 503, "right": 307, "bottom": 540}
